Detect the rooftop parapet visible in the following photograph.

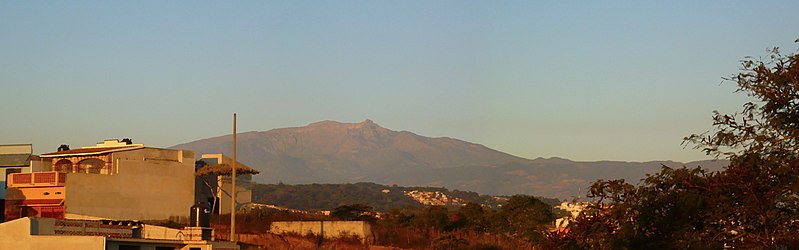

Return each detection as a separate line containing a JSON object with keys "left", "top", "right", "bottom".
{"left": 7, "top": 171, "right": 66, "bottom": 188}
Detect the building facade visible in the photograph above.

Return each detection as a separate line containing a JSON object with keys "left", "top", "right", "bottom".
{"left": 4, "top": 140, "right": 196, "bottom": 223}
{"left": 0, "top": 144, "right": 50, "bottom": 221}
{"left": 195, "top": 154, "right": 255, "bottom": 215}
{"left": 0, "top": 217, "right": 238, "bottom": 250}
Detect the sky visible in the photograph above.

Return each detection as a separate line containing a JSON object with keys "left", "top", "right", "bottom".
{"left": 1, "top": 1, "right": 798, "bottom": 162}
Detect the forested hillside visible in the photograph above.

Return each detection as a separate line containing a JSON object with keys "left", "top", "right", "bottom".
{"left": 250, "top": 182, "right": 559, "bottom": 211}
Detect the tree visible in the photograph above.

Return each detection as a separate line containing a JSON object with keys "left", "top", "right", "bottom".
{"left": 331, "top": 204, "right": 376, "bottom": 222}
{"left": 458, "top": 202, "right": 488, "bottom": 232}
{"left": 557, "top": 41, "right": 799, "bottom": 248}
{"left": 422, "top": 205, "right": 452, "bottom": 232}
{"left": 499, "top": 195, "right": 554, "bottom": 243}
{"left": 563, "top": 168, "right": 720, "bottom": 249}
{"left": 683, "top": 42, "right": 799, "bottom": 247}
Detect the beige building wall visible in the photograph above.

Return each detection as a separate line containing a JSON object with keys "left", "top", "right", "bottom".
{"left": 64, "top": 148, "right": 195, "bottom": 222}
{"left": 0, "top": 144, "right": 32, "bottom": 154}
{"left": 270, "top": 221, "right": 373, "bottom": 243}
{"left": 0, "top": 218, "right": 106, "bottom": 250}
{"left": 218, "top": 175, "right": 252, "bottom": 214}
{"left": 0, "top": 217, "right": 239, "bottom": 250}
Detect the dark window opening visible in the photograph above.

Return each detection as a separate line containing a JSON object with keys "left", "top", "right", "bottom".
{"left": 119, "top": 245, "right": 141, "bottom": 250}
{"left": 5, "top": 168, "right": 21, "bottom": 189}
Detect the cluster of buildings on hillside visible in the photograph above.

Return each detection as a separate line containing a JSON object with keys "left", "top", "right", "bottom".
{"left": 0, "top": 140, "right": 258, "bottom": 250}
{"left": 553, "top": 201, "right": 588, "bottom": 229}
{"left": 403, "top": 190, "right": 465, "bottom": 206}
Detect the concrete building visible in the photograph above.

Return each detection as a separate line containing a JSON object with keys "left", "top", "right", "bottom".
{"left": 270, "top": 221, "right": 374, "bottom": 244}
{"left": 0, "top": 217, "right": 238, "bottom": 250}
{"left": 195, "top": 154, "right": 256, "bottom": 215}
{"left": 4, "top": 139, "right": 196, "bottom": 223}
{"left": 0, "top": 144, "right": 50, "bottom": 221}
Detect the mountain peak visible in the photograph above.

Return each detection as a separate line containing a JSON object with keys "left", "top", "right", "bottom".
{"left": 354, "top": 119, "right": 381, "bottom": 129}
{"left": 306, "top": 119, "right": 384, "bottom": 131}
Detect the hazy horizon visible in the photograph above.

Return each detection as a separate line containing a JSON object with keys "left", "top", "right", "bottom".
{"left": 2, "top": 1, "right": 798, "bottom": 162}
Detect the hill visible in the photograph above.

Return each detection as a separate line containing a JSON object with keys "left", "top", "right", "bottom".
{"left": 250, "top": 182, "right": 531, "bottom": 211}
{"left": 173, "top": 120, "right": 728, "bottom": 199}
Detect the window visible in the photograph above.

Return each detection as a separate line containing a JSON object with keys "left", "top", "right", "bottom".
{"left": 119, "top": 245, "right": 141, "bottom": 250}
{"left": 5, "top": 168, "right": 21, "bottom": 189}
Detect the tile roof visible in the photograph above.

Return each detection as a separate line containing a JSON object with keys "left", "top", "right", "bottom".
{"left": 0, "top": 154, "right": 32, "bottom": 167}
{"left": 40, "top": 146, "right": 143, "bottom": 157}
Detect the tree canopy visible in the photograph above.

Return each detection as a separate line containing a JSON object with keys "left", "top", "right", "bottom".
{"left": 554, "top": 41, "right": 799, "bottom": 249}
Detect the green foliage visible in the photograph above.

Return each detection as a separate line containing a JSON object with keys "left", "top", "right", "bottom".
{"left": 564, "top": 167, "right": 720, "bottom": 249}
{"left": 331, "top": 204, "right": 376, "bottom": 222}
{"left": 458, "top": 202, "right": 489, "bottom": 232}
{"left": 370, "top": 195, "right": 556, "bottom": 248}
{"left": 251, "top": 182, "right": 422, "bottom": 211}
{"left": 682, "top": 42, "right": 799, "bottom": 247}
{"left": 251, "top": 182, "right": 520, "bottom": 211}
{"left": 498, "top": 195, "right": 554, "bottom": 243}
{"left": 424, "top": 205, "right": 453, "bottom": 231}
{"left": 431, "top": 234, "right": 470, "bottom": 250}
{"left": 555, "top": 41, "right": 799, "bottom": 249}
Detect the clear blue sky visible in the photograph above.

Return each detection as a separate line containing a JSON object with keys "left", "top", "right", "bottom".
{"left": 2, "top": 1, "right": 797, "bottom": 162}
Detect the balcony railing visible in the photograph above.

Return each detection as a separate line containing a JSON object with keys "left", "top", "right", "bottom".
{"left": 8, "top": 171, "right": 66, "bottom": 188}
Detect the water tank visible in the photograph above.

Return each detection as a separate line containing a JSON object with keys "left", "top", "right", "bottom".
{"left": 190, "top": 202, "right": 211, "bottom": 227}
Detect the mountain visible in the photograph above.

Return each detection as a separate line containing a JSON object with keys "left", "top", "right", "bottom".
{"left": 172, "top": 120, "right": 728, "bottom": 199}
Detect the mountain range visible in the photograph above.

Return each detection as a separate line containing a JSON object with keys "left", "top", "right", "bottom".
{"left": 172, "top": 120, "right": 727, "bottom": 199}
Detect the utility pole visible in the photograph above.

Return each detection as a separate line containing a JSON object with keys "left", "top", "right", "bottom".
{"left": 231, "top": 113, "right": 237, "bottom": 242}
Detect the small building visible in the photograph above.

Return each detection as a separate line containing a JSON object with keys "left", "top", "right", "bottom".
{"left": 4, "top": 139, "right": 196, "bottom": 223}
{"left": 195, "top": 154, "right": 257, "bottom": 215}
{"left": 0, "top": 144, "right": 51, "bottom": 221}
{"left": 0, "top": 217, "right": 238, "bottom": 250}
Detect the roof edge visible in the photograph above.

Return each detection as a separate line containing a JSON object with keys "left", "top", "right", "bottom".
{"left": 40, "top": 145, "right": 145, "bottom": 158}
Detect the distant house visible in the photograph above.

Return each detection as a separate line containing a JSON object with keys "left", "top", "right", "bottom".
{"left": 0, "top": 144, "right": 50, "bottom": 221}
{"left": 195, "top": 153, "right": 258, "bottom": 215}
{"left": 4, "top": 139, "right": 196, "bottom": 223}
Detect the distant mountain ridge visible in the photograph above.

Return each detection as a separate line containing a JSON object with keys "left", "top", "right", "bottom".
{"left": 172, "top": 120, "right": 727, "bottom": 199}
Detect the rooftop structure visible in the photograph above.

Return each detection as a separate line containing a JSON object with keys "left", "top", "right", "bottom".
{"left": 195, "top": 154, "right": 258, "bottom": 215}
{"left": 5, "top": 139, "right": 196, "bottom": 223}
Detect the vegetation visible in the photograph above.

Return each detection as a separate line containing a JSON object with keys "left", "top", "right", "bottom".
{"left": 252, "top": 182, "right": 422, "bottom": 211}
{"left": 331, "top": 204, "right": 376, "bottom": 222}
{"left": 216, "top": 193, "right": 557, "bottom": 249}
{"left": 373, "top": 195, "right": 555, "bottom": 249}
{"left": 251, "top": 182, "right": 554, "bottom": 211}
{"left": 551, "top": 41, "right": 799, "bottom": 248}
